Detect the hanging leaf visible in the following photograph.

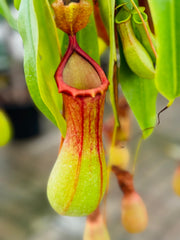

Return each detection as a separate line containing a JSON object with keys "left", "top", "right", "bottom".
{"left": 0, "top": 0, "right": 17, "bottom": 30}
{"left": 148, "top": 0, "right": 180, "bottom": 101}
{"left": 18, "top": 0, "right": 54, "bottom": 125}
{"left": 14, "top": 0, "right": 21, "bottom": 10}
{"left": 116, "top": 9, "right": 157, "bottom": 139}
{"left": 33, "top": 0, "right": 66, "bottom": 136}
{"left": 118, "top": 39, "right": 157, "bottom": 138}
{"left": 18, "top": 0, "right": 66, "bottom": 137}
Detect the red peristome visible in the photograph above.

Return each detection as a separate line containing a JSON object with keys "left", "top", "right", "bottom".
{"left": 55, "top": 35, "right": 109, "bottom": 97}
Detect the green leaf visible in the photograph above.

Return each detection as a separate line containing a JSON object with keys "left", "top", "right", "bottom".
{"left": 0, "top": 110, "right": 13, "bottom": 146}
{"left": 77, "top": 13, "right": 100, "bottom": 64}
{"left": 14, "top": 0, "right": 21, "bottom": 10}
{"left": 33, "top": 0, "right": 66, "bottom": 136}
{"left": 18, "top": 0, "right": 66, "bottom": 137}
{"left": 18, "top": 0, "right": 56, "bottom": 127}
{"left": 57, "top": 29, "right": 66, "bottom": 57}
{"left": 148, "top": 0, "right": 180, "bottom": 101}
{"left": 60, "top": 33, "right": 69, "bottom": 58}
{"left": 118, "top": 35, "right": 157, "bottom": 139}
{"left": 0, "top": 0, "right": 17, "bottom": 30}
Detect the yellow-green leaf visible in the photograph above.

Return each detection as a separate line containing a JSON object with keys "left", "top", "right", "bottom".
{"left": 14, "top": 0, "right": 21, "bottom": 10}
{"left": 0, "top": 110, "right": 13, "bottom": 146}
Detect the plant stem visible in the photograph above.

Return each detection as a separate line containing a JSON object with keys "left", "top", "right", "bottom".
{"left": 132, "top": 135, "right": 143, "bottom": 175}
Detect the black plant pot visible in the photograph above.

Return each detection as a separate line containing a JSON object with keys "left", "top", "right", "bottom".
{"left": 4, "top": 104, "right": 40, "bottom": 140}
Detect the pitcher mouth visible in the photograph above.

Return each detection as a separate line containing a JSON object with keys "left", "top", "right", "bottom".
{"left": 55, "top": 35, "right": 109, "bottom": 97}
